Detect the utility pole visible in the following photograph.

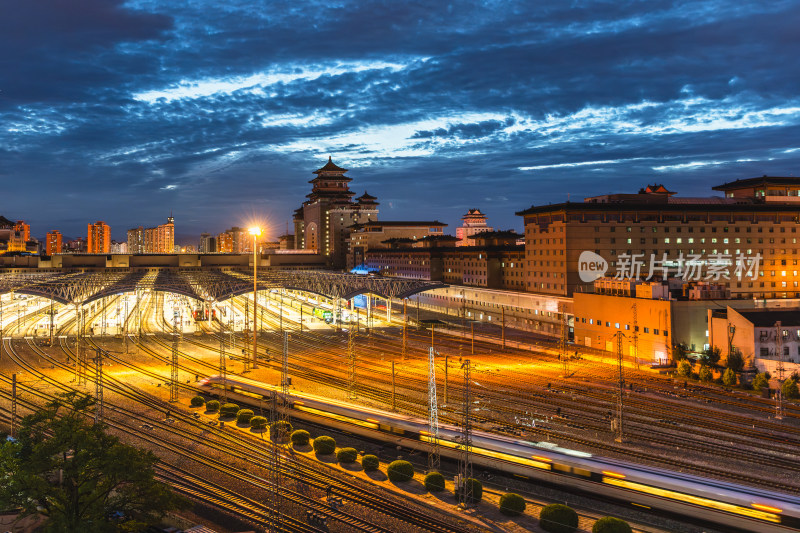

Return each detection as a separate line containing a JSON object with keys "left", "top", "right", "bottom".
{"left": 402, "top": 299, "right": 407, "bottom": 361}
{"left": 471, "top": 322, "right": 474, "bottom": 355}
{"left": 391, "top": 361, "right": 396, "bottom": 411}
{"left": 428, "top": 347, "right": 440, "bottom": 473}
{"left": 776, "top": 321, "right": 784, "bottom": 420}
{"left": 501, "top": 307, "right": 505, "bottom": 349}
{"left": 219, "top": 306, "right": 227, "bottom": 404}
{"left": 560, "top": 311, "right": 568, "bottom": 378}
{"left": 457, "top": 360, "right": 473, "bottom": 507}
{"left": 348, "top": 325, "right": 356, "bottom": 399}
{"left": 613, "top": 332, "right": 625, "bottom": 442}
{"left": 78, "top": 307, "right": 87, "bottom": 386}
{"left": 49, "top": 299, "right": 55, "bottom": 345}
{"left": 11, "top": 373, "right": 16, "bottom": 438}
{"left": 243, "top": 298, "right": 251, "bottom": 373}
{"left": 632, "top": 302, "right": 640, "bottom": 370}
{"left": 444, "top": 355, "right": 449, "bottom": 405}
{"left": 94, "top": 349, "right": 104, "bottom": 424}
{"left": 282, "top": 331, "right": 289, "bottom": 396}
{"left": 170, "top": 305, "right": 179, "bottom": 403}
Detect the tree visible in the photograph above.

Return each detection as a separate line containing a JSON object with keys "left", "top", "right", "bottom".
{"left": 699, "top": 365, "right": 713, "bottom": 383}
{"left": 676, "top": 360, "right": 692, "bottom": 378}
{"left": 189, "top": 396, "right": 205, "bottom": 407}
{"left": 336, "top": 447, "right": 358, "bottom": 463}
{"left": 0, "top": 393, "right": 187, "bottom": 533}
{"left": 386, "top": 460, "right": 414, "bottom": 482}
{"left": 236, "top": 409, "right": 254, "bottom": 425}
{"left": 753, "top": 372, "right": 770, "bottom": 392}
{"left": 424, "top": 472, "right": 445, "bottom": 492}
{"left": 722, "top": 368, "right": 737, "bottom": 387}
{"left": 290, "top": 429, "right": 310, "bottom": 446}
{"left": 700, "top": 346, "right": 721, "bottom": 367}
{"left": 782, "top": 378, "right": 799, "bottom": 399}
{"left": 726, "top": 350, "right": 744, "bottom": 373}
{"left": 539, "top": 503, "right": 578, "bottom": 533}
{"left": 312, "top": 436, "right": 336, "bottom": 455}
{"left": 361, "top": 454, "right": 379, "bottom": 471}
{"left": 672, "top": 343, "right": 688, "bottom": 362}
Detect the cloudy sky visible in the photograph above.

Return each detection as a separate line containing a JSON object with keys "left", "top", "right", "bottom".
{"left": 2, "top": 0, "right": 799, "bottom": 243}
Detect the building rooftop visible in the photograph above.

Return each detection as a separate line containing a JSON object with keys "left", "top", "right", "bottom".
{"left": 352, "top": 220, "right": 447, "bottom": 229}
{"left": 713, "top": 176, "right": 800, "bottom": 191}
{"left": 313, "top": 156, "right": 348, "bottom": 174}
{"left": 738, "top": 308, "right": 800, "bottom": 327}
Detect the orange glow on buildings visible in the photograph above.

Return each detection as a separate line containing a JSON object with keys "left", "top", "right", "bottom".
{"left": 46, "top": 230, "right": 62, "bottom": 255}
{"left": 87, "top": 221, "right": 110, "bottom": 253}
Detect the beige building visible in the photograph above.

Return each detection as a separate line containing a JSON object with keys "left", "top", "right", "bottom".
{"left": 293, "top": 157, "right": 378, "bottom": 268}
{"left": 456, "top": 208, "right": 493, "bottom": 246}
{"left": 348, "top": 220, "right": 446, "bottom": 269}
{"left": 517, "top": 178, "right": 800, "bottom": 299}
{"left": 709, "top": 307, "right": 800, "bottom": 370}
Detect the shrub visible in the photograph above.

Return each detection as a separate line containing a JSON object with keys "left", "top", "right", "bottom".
{"left": 540, "top": 503, "right": 578, "bottom": 533}
{"left": 753, "top": 372, "right": 770, "bottom": 392}
{"left": 290, "top": 429, "right": 310, "bottom": 446}
{"left": 206, "top": 400, "right": 220, "bottom": 412}
{"left": 700, "top": 346, "right": 721, "bottom": 367}
{"left": 726, "top": 350, "right": 745, "bottom": 373}
{"left": 499, "top": 492, "right": 526, "bottom": 516}
{"left": 698, "top": 365, "right": 712, "bottom": 383}
{"left": 313, "top": 436, "right": 336, "bottom": 455}
{"left": 220, "top": 403, "right": 239, "bottom": 416}
{"left": 424, "top": 472, "right": 445, "bottom": 492}
{"left": 592, "top": 516, "right": 632, "bottom": 533}
{"left": 457, "top": 477, "right": 482, "bottom": 503}
{"left": 672, "top": 343, "right": 688, "bottom": 362}
{"left": 269, "top": 421, "right": 293, "bottom": 442}
{"left": 722, "top": 368, "right": 737, "bottom": 387}
{"left": 250, "top": 416, "right": 267, "bottom": 430}
{"left": 190, "top": 396, "right": 205, "bottom": 407}
{"left": 676, "top": 360, "right": 692, "bottom": 378}
{"left": 336, "top": 447, "right": 358, "bottom": 463}
{"left": 361, "top": 454, "right": 379, "bottom": 472}
{"left": 236, "top": 409, "right": 254, "bottom": 424}
{"left": 386, "top": 460, "right": 414, "bottom": 482}
{"left": 782, "top": 378, "right": 800, "bottom": 399}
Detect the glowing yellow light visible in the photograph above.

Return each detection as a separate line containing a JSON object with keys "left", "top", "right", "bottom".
{"left": 531, "top": 455, "right": 552, "bottom": 463}
{"left": 248, "top": 226, "right": 262, "bottom": 236}
{"left": 602, "top": 471, "right": 626, "bottom": 479}
{"left": 752, "top": 503, "right": 783, "bottom": 514}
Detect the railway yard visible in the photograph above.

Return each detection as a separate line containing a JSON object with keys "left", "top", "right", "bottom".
{"left": 1, "top": 289, "right": 799, "bottom": 533}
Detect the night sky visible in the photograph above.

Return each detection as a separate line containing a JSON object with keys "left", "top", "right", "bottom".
{"left": 2, "top": 1, "right": 799, "bottom": 244}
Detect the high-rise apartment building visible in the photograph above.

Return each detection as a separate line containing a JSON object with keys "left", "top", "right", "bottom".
{"left": 127, "top": 216, "right": 174, "bottom": 254}
{"left": 87, "top": 221, "right": 111, "bottom": 254}
{"left": 46, "top": 230, "right": 62, "bottom": 255}
{"left": 517, "top": 178, "right": 800, "bottom": 299}
{"left": 199, "top": 233, "right": 217, "bottom": 253}
{"left": 293, "top": 157, "right": 379, "bottom": 268}
{"left": 456, "top": 208, "right": 493, "bottom": 246}
{"left": 217, "top": 227, "right": 244, "bottom": 253}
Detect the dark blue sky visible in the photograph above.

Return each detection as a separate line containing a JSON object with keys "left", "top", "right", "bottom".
{"left": 2, "top": 0, "right": 799, "bottom": 243}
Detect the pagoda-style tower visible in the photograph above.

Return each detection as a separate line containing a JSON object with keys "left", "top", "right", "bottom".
{"left": 293, "top": 157, "right": 379, "bottom": 268}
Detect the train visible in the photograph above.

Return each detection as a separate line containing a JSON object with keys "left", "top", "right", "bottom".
{"left": 312, "top": 307, "right": 333, "bottom": 324}
{"left": 193, "top": 308, "right": 216, "bottom": 321}
{"left": 197, "top": 374, "right": 800, "bottom": 532}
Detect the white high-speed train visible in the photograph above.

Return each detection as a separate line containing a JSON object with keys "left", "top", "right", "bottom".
{"left": 198, "top": 375, "right": 800, "bottom": 532}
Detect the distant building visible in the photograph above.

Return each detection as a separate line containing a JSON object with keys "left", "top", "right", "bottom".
{"left": 64, "top": 237, "right": 86, "bottom": 253}
{"left": 87, "top": 221, "right": 110, "bottom": 254}
{"left": 456, "top": 208, "right": 493, "bottom": 247}
{"left": 217, "top": 227, "right": 244, "bottom": 253}
{"left": 127, "top": 216, "right": 174, "bottom": 254}
{"left": 110, "top": 241, "right": 128, "bottom": 254}
{"left": 293, "top": 157, "right": 379, "bottom": 268}
{"left": 348, "top": 220, "right": 447, "bottom": 270}
{"left": 199, "top": 233, "right": 217, "bottom": 253}
{"left": 0, "top": 219, "right": 38, "bottom": 254}
{"left": 127, "top": 227, "right": 144, "bottom": 254}
{"left": 46, "top": 231, "right": 63, "bottom": 255}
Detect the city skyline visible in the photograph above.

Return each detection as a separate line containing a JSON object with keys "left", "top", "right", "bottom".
{"left": 2, "top": 1, "right": 800, "bottom": 241}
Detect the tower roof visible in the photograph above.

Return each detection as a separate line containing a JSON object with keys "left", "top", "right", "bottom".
{"left": 313, "top": 156, "right": 348, "bottom": 174}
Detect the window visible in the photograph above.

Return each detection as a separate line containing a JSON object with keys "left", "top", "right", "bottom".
{"left": 643, "top": 327, "right": 650, "bottom": 333}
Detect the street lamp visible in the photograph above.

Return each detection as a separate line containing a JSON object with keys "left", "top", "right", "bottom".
{"left": 249, "top": 226, "right": 262, "bottom": 370}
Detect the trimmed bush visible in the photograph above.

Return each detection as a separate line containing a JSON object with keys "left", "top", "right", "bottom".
{"left": 782, "top": 378, "right": 800, "bottom": 399}
{"left": 499, "top": 492, "right": 526, "bottom": 516}
{"left": 361, "top": 454, "right": 379, "bottom": 472}
{"left": 290, "top": 429, "right": 310, "bottom": 446}
{"left": 250, "top": 416, "right": 267, "bottom": 430}
{"left": 592, "top": 516, "right": 632, "bottom": 533}
{"left": 676, "top": 360, "right": 692, "bottom": 378}
{"left": 313, "top": 435, "right": 336, "bottom": 455}
{"left": 206, "top": 400, "right": 220, "bottom": 413}
{"left": 698, "top": 365, "right": 712, "bottom": 383}
{"left": 540, "top": 503, "right": 578, "bottom": 533}
{"left": 424, "top": 471, "right": 445, "bottom": 492}
{"left": 236, "top": 409, "right": 254, "bottom": 424}
{"left": 722, "top": 368, "right": 737, "bottom": 387}
{"left": 336, "top": 447, "right": 358, "bottom": 463}
{"left": 753, "top": 372, "right": 770, "bottom": 392}
{"left": 386, "top": 460, "right": 415, "bottom": 482}
{"left": 220, "top": 403, "right": 240, "bottom": 416}
{"left": 457, "top": 477, "right": 482, "bottom": 503}
{"left": 190, "top": 396, "right": 205, "bottom": 407}
{"left": 269, "top": 420, "right": 293, "bottom": 442}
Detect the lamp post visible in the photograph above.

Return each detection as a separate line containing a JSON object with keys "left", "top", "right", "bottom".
{"left": 249, "top": 227, "right": 262, "bottom": 370}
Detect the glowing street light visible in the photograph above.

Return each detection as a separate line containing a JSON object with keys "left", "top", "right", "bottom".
{"left": 249, "top": 226, "right": 262, "bottom": 370}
